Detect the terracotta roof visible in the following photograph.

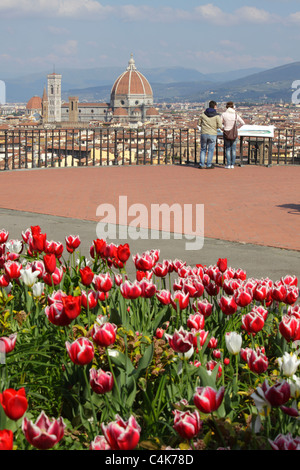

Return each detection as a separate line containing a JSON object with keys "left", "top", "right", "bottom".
{"left": 111, "top": 56, "right": 152, "bottom": 97}
{"left": 146, "top": 107, "right": 159, "bottom": 116}
{"left": 113, "top": 108, "right": 128, "bottom": 116}
{"left": 26, "top": 96, "right": 42, "bottom": 110}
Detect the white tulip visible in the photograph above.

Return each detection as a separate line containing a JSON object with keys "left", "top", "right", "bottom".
{"left": 20, "top": 267, "right": 40, "bottom": 287}
{"left": 225, "top": 331, "right": 242, "bottom": 355}
{"left": 32, "top": 282, "right": 45, "bottom": 298}
{"left": 5, "top": 239, "right": 22, "bottom": 254}
{"left": 278, "top": 352, "right": 300, "bottom": 377}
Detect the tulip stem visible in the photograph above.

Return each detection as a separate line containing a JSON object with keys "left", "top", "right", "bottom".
{"left": 83, "top": 365, "right": 99, "bottom": 435}
{"left": 106, "top": 349, "right": 122, "bottom": 411}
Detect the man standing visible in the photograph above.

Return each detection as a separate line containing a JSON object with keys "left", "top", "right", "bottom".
{"left": 198, "top": 101, "right": 222, "bottom": 169}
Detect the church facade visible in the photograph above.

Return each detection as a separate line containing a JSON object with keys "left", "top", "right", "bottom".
{"left": 36, "top": 56, "right": 160, "bottom": 127}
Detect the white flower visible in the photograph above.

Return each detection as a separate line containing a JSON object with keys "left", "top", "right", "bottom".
{"left": 287, "top": 375, "right": 300, "bottom": 398}
{"left": 278, "top": 352, "right": 300, "bottom": 377}
{"left": 225, "top": 331, "right": 242, "bottom": 355}
{"left": 32, "top": 282, "right": 45, "bottom": 298}
{"left": 5, "top": 239, "right": 22, "bottom": 254}
{"left": 20, "top": 267, "right": 40, "bottom": 287}
{"left": 251, "top": 385, "right": 271, "bottom": 417}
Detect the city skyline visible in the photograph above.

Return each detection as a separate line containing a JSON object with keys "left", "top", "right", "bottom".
{"left": 0, "top": 0, "right": 300, "bottom": 79}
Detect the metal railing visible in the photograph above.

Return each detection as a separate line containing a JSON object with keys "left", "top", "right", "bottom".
{"left": 0, "top": 127, "right": 299, "bottom": 171}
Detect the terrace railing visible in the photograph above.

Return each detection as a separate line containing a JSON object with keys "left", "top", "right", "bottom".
{"left": 0, "top": 127, "right": 299, "bottom": 171}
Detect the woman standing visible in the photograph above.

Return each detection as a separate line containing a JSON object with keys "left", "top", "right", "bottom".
{"left": 221, "top": 102, "right": 245, "bottom": 169}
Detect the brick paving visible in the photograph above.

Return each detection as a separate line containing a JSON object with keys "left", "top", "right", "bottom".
{"left": 0, "top": 164, "right": 299, "bottom": 251}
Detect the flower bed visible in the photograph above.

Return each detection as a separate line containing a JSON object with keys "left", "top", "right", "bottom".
{"left": 0, "top": 226, "right": 299, "bottom": 450}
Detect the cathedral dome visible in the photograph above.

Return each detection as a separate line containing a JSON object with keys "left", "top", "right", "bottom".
{"left": 26, "top": 96, "right": 42, "bottom": 110}
{"left": 110, "top": 55, "right": 153, "bottom": 103}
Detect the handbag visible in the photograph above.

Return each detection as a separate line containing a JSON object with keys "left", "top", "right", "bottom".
{"left": 223, "top": 113, "right": 238, "bottom": 141}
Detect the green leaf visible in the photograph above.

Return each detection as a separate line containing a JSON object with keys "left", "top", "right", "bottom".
{"left": 129, "top": 342, "right": 154, "bottom": 379}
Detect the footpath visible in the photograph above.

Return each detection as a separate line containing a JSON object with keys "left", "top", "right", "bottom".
{"left": 0, "top": 164, "right": 299, "bottom": 281}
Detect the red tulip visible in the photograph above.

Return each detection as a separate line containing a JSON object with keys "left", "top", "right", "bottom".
{"left": 187, "top": 313, "right": 205, "bottom": 331}
{"left": 0, "top": 333, "right": 17, "bottom": 353}
{"left": 0, "top": 274, "right": 10, "bottom": 287}
{"left": 285, "top": 286, "right": 299, "bottom": 305}
{"left": 101, "top": 415, "right": 141, "bottom": 450}
{"left": 117, "top": 243, "right": 130, "bottom": 263}
{"left": 156, "top": 289, "right": 171, "bottom": 305}
{"left": 279, "top": 315, "right": 300, "bottom": 342}
{"left": 192, "top": 298, "right": 213, "bottom": 318}
{"left": 193, "top": 385, "right": 225, "bottom": 414}
{"left": 53, "top": 242, "right": 64, "bottom": 259}
{"left": 90, "top": 435, "right": 111, "bottom": 450}
{"left": 62, "top": 295, "right": 82, "bottom": 320}
{"left": 4, "top": 260, "right": 22, "bottom": 280}
{"left": 65, "top": 235, "right": 81, "bottom": 253}
{"left": 173, "top": 409, "right": 202, "bottom": 440}
{"left": 79, "top": 266, "right": 94, "bottom": 286}
{"left": 133, "top": 252, "right": 156, "bottom": 271}
{"left": 152, "top": 262, "right": 168, "bottom": 278}
{"left": 42, "top": 266, "right": 63, "bottom": 286}
{"left": 22, "top": 410, "right": 65, "bottom": 450}
{"left": 0, "top": 429, "right": 13, "bottom": 450}
{"left": 91, "top": 322, "right": 117, "bottom": 347}
{"left": 43, "top": 253, "right": 56, "bottom": 274}
{"left": 246, "top": 348, "right": 268, "bottom": 374}
{"left": 269, "top": 433, "right": 300, "bottom": 450}
{"left": 93, "top": 238, "right": 107, "bottom": 257}
{"left": 66, "top": 337, "right": 94, "bottom": 365}
{"left": 0, "top": 387, "right": 28, "bottom": 420}
{"left": 192, "top": 329, "right": 209, "bottom": 349}
{"left": 120, "top": 280, "right": 142, "bottom": 299}
{"left": 138, "top": 278, "right": 157, "bottom": 298}
{"left": 0, "top": 229, "right": 9, "bottom": 244}
{"left": 93, "top": 273, "right": 113, "bottom": 292}
{"left": 241, "top": 310, "right": 265, "bottom": 335}
{"left": 45, "top": 302, "right": 73, "bottom": 326}
{"left": 219, "top": 295, "right": 237, "bottom": 315}
{"left": 261, "top": 379, "right": 290, "bottom": 407}
{"left": 253, "top": 283, "right": 269, "bottom": 303}
{"left": 81, "top": 290, "right": 99, "bottom": 310}
{"left": 89, "top": 368, "right": 114, "bottom": 394}
{"left": 272, "top": 283, "right": 287, "bottom": 302}
{"left": 170, "top": 290, "right": 190, "bottom": 310}
{"left": 234, "top": 287, "right": 253, "bottom": 307}
{"left": 165, "top": 327, "right": 194, "bottom": 354}
{"left": 30, "top": 231, "right": 47, "bottom": 253}
{"left": 217, "top": 258, "right": 227, "bottom": 273}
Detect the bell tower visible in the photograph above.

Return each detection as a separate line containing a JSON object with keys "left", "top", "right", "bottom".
{"left": 47, "top": 72, "right": 62, "bottom": 122}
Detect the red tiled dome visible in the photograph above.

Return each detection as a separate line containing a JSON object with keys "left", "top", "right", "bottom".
{"left": 111, "top": 56, "right": 153, "bottom": 98}
{"left": 26, "top": 96, "right": 42, "bottom": 110}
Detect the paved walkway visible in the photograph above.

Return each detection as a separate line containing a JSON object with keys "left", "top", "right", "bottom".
{"left": 0, "top": 164, "right": 299, "bottom": 280}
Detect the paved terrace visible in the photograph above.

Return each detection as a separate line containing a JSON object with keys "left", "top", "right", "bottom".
{"left": 0, "top": 163, "right": 299, "bottom": 281}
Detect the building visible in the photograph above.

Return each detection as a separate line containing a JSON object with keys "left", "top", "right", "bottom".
{"left": 41, "top": 55, "right": 160, "bottom": 127}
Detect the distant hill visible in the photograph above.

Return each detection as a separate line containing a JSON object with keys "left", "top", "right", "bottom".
{"left": 209, "top": 62, "right": 300, "bottom": 102}
{"left": 2, "top": 62, "right": 299, "bottom": 104}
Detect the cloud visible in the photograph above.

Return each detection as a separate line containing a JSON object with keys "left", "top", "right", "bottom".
{"left": 288, "top": 12, "right": 300, "bottom": 24}
{"left": 194, "top": 4, "right": 235, "bottom": 25}
{"left": 235, "top": 6, "right": 280, "bottom": 24}
{"left": 0, "top": 0, "right": 114, "bottom": 19}
{"left": 53, "top": 39, "right": 78, "bottom": 56}
{"left": 0, "top": 1, "right": 285, "bottom": 24}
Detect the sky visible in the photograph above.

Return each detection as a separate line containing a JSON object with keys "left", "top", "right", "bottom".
{"left": 1, "top": 0, "right": 300, "bottom": 79}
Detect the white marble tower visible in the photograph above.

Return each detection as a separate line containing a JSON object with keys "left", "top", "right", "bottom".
{"left": 47, "top": 73, "right": 62, "bottom": 122}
